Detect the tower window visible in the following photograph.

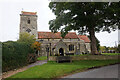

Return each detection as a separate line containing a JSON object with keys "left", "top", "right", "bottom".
{"left": 27, "top": 19, "right": 30, "bottom": 24}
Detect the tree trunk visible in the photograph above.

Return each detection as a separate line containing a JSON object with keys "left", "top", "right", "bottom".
{"left": 89, "top": 28, "right": 98, "bottom": 55}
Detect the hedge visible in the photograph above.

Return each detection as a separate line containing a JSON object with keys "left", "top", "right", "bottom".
{"left": 2, "top": 41, "right": 35, "bottom": 72}
{"left": 0, "top": 42, "right": 2, "bottom": 74}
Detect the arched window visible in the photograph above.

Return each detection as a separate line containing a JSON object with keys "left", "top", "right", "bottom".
{"left": 69, "top": 44, "right": 74, "bottom": 51}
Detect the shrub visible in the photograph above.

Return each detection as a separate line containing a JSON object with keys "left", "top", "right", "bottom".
{"left": 2, "top": 41, "right": 35, "bottom": 72}
{"left": 31, "top": 42, "right": 41, "bottom": 56}
{"left": 0, "top": 42, "right": 2, "bottom": 73}
{"left": 17, "top": 32, "right": 36, "bottom": 43}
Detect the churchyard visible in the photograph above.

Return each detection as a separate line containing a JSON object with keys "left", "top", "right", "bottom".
{"left": 2, "top": 52, "right": 120, "bottom": 79}
{"left": 2, "top": 31, "right": 120, "bottom": 79}
{"left": 1, "top": 2, "right": 120, "bottom": 80}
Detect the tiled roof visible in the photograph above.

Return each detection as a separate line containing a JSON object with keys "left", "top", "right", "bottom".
{"left": 21, "top": 11, "right": 37, "bottom": 15}
{"left": 78, "top": 35, "right": 91, "bottom": 43}
{"left": 38, "top": 32, "right": 78, "bottom": 39}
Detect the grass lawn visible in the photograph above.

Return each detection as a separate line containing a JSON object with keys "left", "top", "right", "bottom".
{"left": 101, "top": 53, "right": 120, "bottom": 55}
{"left": 6, "top": 59, "right": 120, "bottom": 79}
{"left": 37, "top": 56, "right": 47, "bottom": 61}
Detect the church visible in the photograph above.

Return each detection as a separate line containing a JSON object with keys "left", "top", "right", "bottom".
{"left": 20, "top": 11, "right": 91, "bottom": 56}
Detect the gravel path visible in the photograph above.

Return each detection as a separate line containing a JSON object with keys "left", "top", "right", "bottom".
{"left": 2, "top": 60, "right": 47, "bottom": 79}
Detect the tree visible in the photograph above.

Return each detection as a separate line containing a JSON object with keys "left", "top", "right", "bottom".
{"left": 96, "top": 38, "right": 100, "bottom": 52}
{"left": 100, "top": 46, "right": 106, "bottom": 52}
{"left": 88, "top": 36, "right": 100, "bottom": 52}
{"left": 49, "top": 2, "right": 119, "bottom": 55}
{"left": 18, "top": 32, "right": 36, "bottom": 43}
{"left": 104, "top": 46, "right": 109, "bottom": 52}
{"left": 31, "top": 41, "right": 41, "bottom": 56}
{"left": 117, "top": 44, "right": 120, "bottom": 53}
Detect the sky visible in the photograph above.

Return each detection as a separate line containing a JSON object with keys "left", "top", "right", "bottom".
{"left": 0, "top": 0, "right": 119, "bottom": 47}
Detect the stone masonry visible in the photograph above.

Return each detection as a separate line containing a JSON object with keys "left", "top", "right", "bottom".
{"left": 19, "top": 11, "right": 91, "bottom": 56}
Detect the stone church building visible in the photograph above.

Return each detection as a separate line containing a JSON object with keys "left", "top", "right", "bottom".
{"left": 20, "top": 11, "right": 91, "bottom": 56}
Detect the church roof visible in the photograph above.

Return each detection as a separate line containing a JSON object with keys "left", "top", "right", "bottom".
{"left": 38, "top": 32, "right": 91, "bottom": 43}
{"left": 21, "top": 11, "right": 37, "bottom": 15}
{"left": 38, "top": 32, "right": 78, "bottom": 39}
{"left": 78, "top": 35, "right": 91, "bottom": 43}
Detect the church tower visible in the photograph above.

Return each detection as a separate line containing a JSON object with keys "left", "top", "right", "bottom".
{"left": 20, "top": 11, "right": 38, "bottom": 38}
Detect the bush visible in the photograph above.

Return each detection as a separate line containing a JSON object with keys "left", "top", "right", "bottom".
{"left": 18, "top": 32, "right": 36, "bottom": 43}
{"left": 0, "top": 42, "right": 2, "bottom": 73}
{"left": 2, "top": 41, "right": 35, "bottom": 72}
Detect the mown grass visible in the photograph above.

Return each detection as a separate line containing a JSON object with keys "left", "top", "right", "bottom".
{"left": 101, "top": 53, "right": 120, "bottom": 55}
{"left": 37, "top": 56, "right": 47, "bottom": 61}
{"left": 6, "top": 59, "right": 120, "bottom": 79}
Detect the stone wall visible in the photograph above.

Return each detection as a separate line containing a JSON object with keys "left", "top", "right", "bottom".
{"left": 72, "top": 55, "right": 118, "bottom": 60}
{"left": 49, "top": 55, "right": 119, "bottom": 61}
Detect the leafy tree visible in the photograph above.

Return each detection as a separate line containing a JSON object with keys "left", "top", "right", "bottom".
{"left": 31, "top": 41, "right": 41, "bottom": 56}
{"left": 96, "top": 38, "right": 100, "bottom": 52}
{"left": 88, "top": 36, "right": 100, "bottom": 52}
{"left": 18, "top": 32, "right": 36, "bottom": 43}
{"left": 31, "top": 42, "right": 41, "bottom": 51}
{"left": 104, "top": 46, "right": 109, "bottom": 52}
{"left": 49, "top": 2, "right": 119, "bottom": 54}
{"left": 117, "top": 44, "right": 120, "bottom": 53}
{"left": 109, "top": 47, "right": 117, "bottom": 51}
{"left": 100, "top": 46, "right": 106, "bottom": 52}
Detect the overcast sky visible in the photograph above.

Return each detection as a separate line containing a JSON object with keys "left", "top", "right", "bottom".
{"left": 0, "top": 0, "right": 119, "bottom": 47}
